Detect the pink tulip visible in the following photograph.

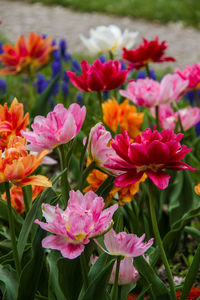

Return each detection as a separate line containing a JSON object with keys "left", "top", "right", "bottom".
{"left": 95, "top": 228, "right": 153, "bottom": 257}
{"left": 179, "top": 107, "right": 200, "bottom": 130}
{"left": 87, "top": 123, "right": 119, "bottom": 174}
{"left": 175, "top": 63, "right": 200, "bottom": 90}
{"left": 120, "top": 78, "right": 160, "bottom": 108}
{"left": 91, "top": 255, "right": 140, "bottom": 285}
{"left": 109, "top": 257, "right": 140, "bottom": 285}
{"left": 152, "top": 104, "right": 200, "bottom": 131}
{"left": 35, "top": 190, "right": 118, "bottom": 259}
{"left": 21, "top": 103, "right": 86, "bottom": 151}
{"left": 106, "top": 128, "right": 196, "bottom": 190}
{"left": 159, "top": 74, "right": 188, "bottom": 104}
{"left": 120, "top": 75, "right": 188, "bottom": 108}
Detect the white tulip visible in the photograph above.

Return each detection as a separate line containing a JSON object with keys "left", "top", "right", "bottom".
{"left": 80, "top": 24, "right": 138, "bottom": 55}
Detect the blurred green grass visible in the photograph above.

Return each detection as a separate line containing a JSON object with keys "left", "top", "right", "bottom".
{"left": 26, "top": 0, "right": 200, "bottom": 28}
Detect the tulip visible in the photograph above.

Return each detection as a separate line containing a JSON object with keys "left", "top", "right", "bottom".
{"left": 0, "top": 136, "right": 52, "bottom": 187}
{"left": 21, "top": 103, "right": 86, "bottom": 151}
{"left": 80, "top": 24, "right": 138, "bottom": 55}
{"left": 0, "top": 32, "right": 56, "bottom": 75}
{"left": 122, "top": 36, "right": 175, "bottom": 70}
{"left": 0, "top": 98, "right": 29, "bottom": 151}
{"left": 67, "top": 59, "right": 128, "bottom": 92}
{"left": 96, "top": 228, "right": 153, "bottom": 257}
{"left": 106, "top": 128, "right": 196, "bottom": 190}
{"left": 102, "top": 98, "right": 143, "bottom": 139}
{"left": 35, "top": 190, "right": 118, "bottom": 259}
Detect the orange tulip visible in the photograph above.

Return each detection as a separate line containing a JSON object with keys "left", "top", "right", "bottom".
{"left": 84, "top": 158, "right": 146, "bottom": 206}
{"left": 1, "top": 185, "right": 45, "bottom": 214}
{"left": 0, "top": 136, "right": 52, "bottom": 187}
{"left": 0, "top": 32, "right": 56, "bottom": 75}
{"left": 0, "top": 98, "right": 29, "bottom": 151}
{"left": 102, "top": 98, "right": 143, "bottom": 139}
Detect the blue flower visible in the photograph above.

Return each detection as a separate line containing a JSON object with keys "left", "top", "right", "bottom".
{"left": 72, "top": 60, "right": 81, "bottom": 73}
{"left": 59, "top": 39, "right": 67, "bottom": 57}
{"left": 184, "top": 90, "right": 200, "bottom": 106}
{"left": 99, "top": 56, "right": 106, "bottom": 63}
{"left": 0, "top": 42, "right": 3, "bottom": 54}
{"left": 36, "top": 73, "right": 48, "bottom": 94}
{"left": 103, "top": 91, "right": 109, "bottom": 101}
{"left": 62, "top": 81, "right": 69, "bottom": 98}
{"left": 137, "top": 69, "right": 156, "bottom": 80}
{"left": 195, "top": 121, "right": 200, "bottom": 136}
{"left": 51, "top": 59, "right": 62, "bottom": 78}
{"left": 0, "top": 79, "right": 7, "bottom": 94}
{"left": 76, "top": 93, "right": 83, "bottom": 106}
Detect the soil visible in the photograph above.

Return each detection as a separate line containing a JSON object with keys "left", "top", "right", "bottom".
{"left": 1, "top": 0, "right": 200, "bottom": 69}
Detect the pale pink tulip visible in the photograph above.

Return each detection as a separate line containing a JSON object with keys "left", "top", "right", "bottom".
{"left": 159, "top": 74, "right": 188, "bottom": 104}
{"left": 87, "top": 123, "right": 118, "bottom": 174}
{"left": 175, "top": 63, "right": 200, "bottom": 90}
{"left": 120, "top": 78, "right": 160, "bottom": 108}
{"left": 152, "top": 104, "right": 200, "bottom": 131}
{"left": 35, "top": 190, "right": 118, "bottom": 259}
{"left": 21, "top": 103, "right": 86, "bottom": 151}
{"left": 91, "top": 255, "right": 140, "bottom": 285}
{"left": 95, "top": 228, "right": 153, "bottom": 257}
{"left": 109, "top": 257, "right": 140, "bottom": 285}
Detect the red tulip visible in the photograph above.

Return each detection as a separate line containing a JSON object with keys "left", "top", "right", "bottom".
{"left": 122, "top": 36, "right": 175, "bottom": 70}
{"left": 67, "top": 58, "right": 128, "bottom": 92}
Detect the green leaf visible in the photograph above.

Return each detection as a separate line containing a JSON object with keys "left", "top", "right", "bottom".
{"left": 0, "top": 264, "right": 18, "bottom": 300}
{"left": 120, "top": 283, "right": 136, "bottom": 300}
{"left": 96, "top": 175, "right": 115, "bottom": 198}
{"left": 17, "top": 227, "right": 46, "bottom": 300}
{"left": 78, "top": 254, "right": 115, "bottom": 300}
{"left": 133, "top": 256, "right": 170, "bottom": 299}
{"left": 57, "top": 256, "right": 83, "bottom": 300}
{"left": 180, "top": 244, "right": 200, "bottom": 300}
{"left": 163, "top": 205, "right": 200, "bottom": 256}
{"left": 184, "top": 226, "right": 200, "bottom": 242}
{"left": 47, "top": 252, "right": 66, "bottom": 300}
{"left": 168, "top": 171, "right": 195, "bottom": 227}
{"left": 32, "top": 72, "right": 61, "bottom": 116}
{"left": 0, "top": 199, "right": 23, "bottom": 234}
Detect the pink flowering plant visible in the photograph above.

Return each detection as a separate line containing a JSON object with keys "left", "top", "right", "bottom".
{"left": 0, "top": 29, "right": 200, "bottom": 300}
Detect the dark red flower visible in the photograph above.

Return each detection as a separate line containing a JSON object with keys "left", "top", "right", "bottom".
{"left": 122, "top": 36, "right": 175, "bottom": 70}
{"left": 176, "top": 287, "right": 200, "bottom": 300}
{"left": 66, "top": 59, "right": 128, "bottom": 92}
{"left": 106, "top": 127, "right": 196, "bottom": 190}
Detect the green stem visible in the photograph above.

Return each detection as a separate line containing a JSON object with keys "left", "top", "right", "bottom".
{"left": 177, "top": 113, "right": 184, "bottom": 133}
{"left": 80, "top": 252, "right": 89, "bottom": 290}
{"left": 145, "top": 63, "right": 151, "bottom": 78}
{"left": 97, "top": 91, "right": 103, "bottom": 121}
{"left": 22, "top": 186, "right": 30, "bottom": 213}
{"left": 155, "top": 105, "right": 160, "bottom": 131}
{"left": 28, "top": 74, "right": 35, "bottom": 110}
{"left": 57, "top": 145, "right": 71, "bottom": 205}
{"left": 148, "top": 180, "right": 176, "bottom": 300}
{"left": 111, "top": 256, "right": 121, "bottom": 300}
{"left": 77, "top": 161, "right": 96, "bottom": 190}
{"left": 5, "top": 182, "right": 21, "bottom": 278}
{"left": 193, "top": 89, "right": 200, "bottom": 108}
{"left": 108, "top": 51, "right": 114, "bottom": 60}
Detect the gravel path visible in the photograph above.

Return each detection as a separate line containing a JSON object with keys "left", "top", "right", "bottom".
{"left": 1, "top": 0, "right": 200, "bottom": 68}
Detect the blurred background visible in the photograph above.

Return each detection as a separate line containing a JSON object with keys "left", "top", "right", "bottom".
{"left": 0, "top": 0, "right": 200, "bottom": 68}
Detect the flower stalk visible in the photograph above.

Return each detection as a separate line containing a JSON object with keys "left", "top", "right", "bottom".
{"left": 148, "top": 180, "right": 176, "bottom": 300}
{"left": 111, "top": 256, "right": 121, "bottom": 300}
{"left": 5, "top": 181, "right": 21, "bottom": 278}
